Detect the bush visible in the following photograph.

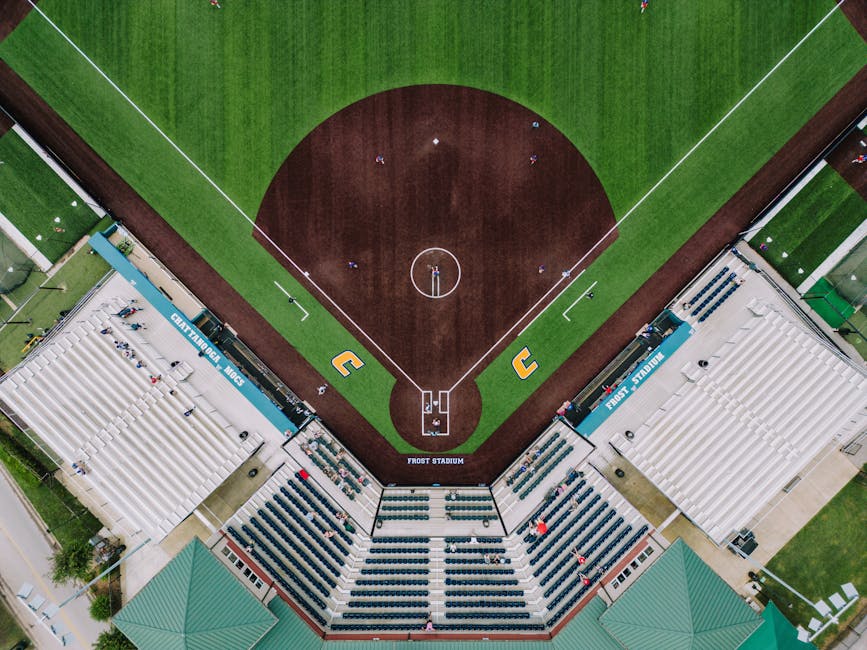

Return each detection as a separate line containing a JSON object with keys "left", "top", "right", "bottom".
{"left": 0, "top": 428, "right": 52, "bottom": 478}
{"left": 115, "top": 239, "right": 134, "bottom": 257}
{"left": 89, "top": 593, "right": 113, "bottom": 621}
{"left": 93, "top": 627, "right": 136, "bottom": 650}
{"left": 51, "top": 539, "right": 93, "bottom": 584}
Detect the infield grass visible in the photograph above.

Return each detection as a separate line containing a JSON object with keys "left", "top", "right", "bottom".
{"left": 1, "top": 1, "right": 864, "bottom": 452}
{"left": 752, "top": 165, "right": 866, "bottom": 287}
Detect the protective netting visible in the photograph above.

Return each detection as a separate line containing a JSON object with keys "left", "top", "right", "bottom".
{"left": 0, "top": 233, "right": 36, "bottom": 294}
{"left": 826, "top": 236, "right": 866, "bottom": 308}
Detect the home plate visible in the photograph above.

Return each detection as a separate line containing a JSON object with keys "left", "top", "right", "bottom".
{"left": 433, "top": 138, "right": 439, "bottom": 145}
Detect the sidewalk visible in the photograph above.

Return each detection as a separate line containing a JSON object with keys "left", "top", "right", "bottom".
{"left": 0, "top": 464, "right": 109, "bottom": 647}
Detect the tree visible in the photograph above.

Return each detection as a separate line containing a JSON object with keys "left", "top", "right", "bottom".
{"left": 93, "top": 627, "right": 136, "bottom": 650}
{"left": 89, "top": 593, "right": 113, "bottom": 621}
{"left": 51, "top": 539, "right": 93, "bottom": 584}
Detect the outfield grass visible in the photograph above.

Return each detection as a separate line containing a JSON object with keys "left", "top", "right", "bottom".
{"left": 1, "top": 2, "right": 864, "bottom": 452}
{"left": 761, "top": 472, "right": 867, "bottom": 646}
{"left": 0, "top": 129, "right": 99, "bottom": 263}
{"left": 0, "top": 241, "right": 110, "bottom": 371}
{"left": 752, "top": 165, "right": 866, "bottom": 287}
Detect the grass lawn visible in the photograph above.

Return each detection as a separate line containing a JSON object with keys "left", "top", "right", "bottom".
{"left": 752, "top": 165, "right": 866, "bottom": 287}
{"left": 0, "top": 239, "right": 110, "bottom": 372}
{"left": 0, "top": 129, "right": 100, "bottom": 263}
{"left": 1, "top": 2, "right": 864, "bottom": 452}
{"left": 0, "top": 419, "right": 102, "bottom": 549}
{"left": 0, "top": 595, "right": 29, "bottom": 649}
{"left": 761, "top": 472, "right": 867, "bottom": 646}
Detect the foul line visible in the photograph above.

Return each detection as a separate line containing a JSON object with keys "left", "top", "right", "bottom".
{"left": 449, "top": 0, "right": 847, "bottom": 391}
{"left": 274, "top": 281, "right": 309, "bottom": 321}
{"left": 28, "top": 0, "right": 847, "bottom": 397}
{"left": 27, "top": 1, "right": 422, "bottom": 393}
{"left": 562, "top": 280, "right": 598, "bottom": 322}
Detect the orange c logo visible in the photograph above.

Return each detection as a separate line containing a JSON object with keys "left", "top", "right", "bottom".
{"left": 511, "top": 347, "right": 538, "bottom": 380}
{"left": 331, "top": 350, "right": 365, "bottom": 377}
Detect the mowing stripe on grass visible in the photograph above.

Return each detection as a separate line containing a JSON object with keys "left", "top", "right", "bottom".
{"left": 23, "top": 0, "right": 424, "bottom": 393}
{"left": 449, "top": 0, "right": 851, "bottom": 393}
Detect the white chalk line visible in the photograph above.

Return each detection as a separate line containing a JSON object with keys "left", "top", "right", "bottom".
{"left": 28, "top": 0, "right": 847, "bottom": 396}
{"left": 274, "top": 281, "right": 309, "bottom": 321}
{"left": 27, "top": 1, "right": 421, "bottom": 393}
{"left": 448, "top": 0, "right": 847, "bottom": 391}
{"left": 562, "top": 280, "right": 598, "bottom": 322}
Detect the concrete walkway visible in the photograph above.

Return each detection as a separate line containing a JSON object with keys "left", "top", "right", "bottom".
{"left": 0, "top": 465, "right": 109, "bottom": 648}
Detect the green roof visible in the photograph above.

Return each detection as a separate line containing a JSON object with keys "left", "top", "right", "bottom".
{"left": 115, "top": 538, "right": 276, "bottom": 650}
{"left": 599, "top": 539, "right": 762, "bottom": 650}
{"left": 256, "top": 598, "right": 323, "bottom": 650}
{"left": 553, "top": 597, "right": 624, "bottom": 650}
{"left": 737, "top": 602, "right": 816, "bottom": 650}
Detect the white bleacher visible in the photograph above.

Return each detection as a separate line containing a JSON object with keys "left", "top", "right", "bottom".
{"left": 0, "top": 302, "right": 263, "bottom": 542}
{"left": 615, "top": 302, "right": 867, "bottom": 543}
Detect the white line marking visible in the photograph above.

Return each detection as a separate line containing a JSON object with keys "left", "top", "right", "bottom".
{"left": 28, "top": 0, "right": 848, "bottom": 396}
{"left": 410, "top": 247, "right": 460, "bottom": 299}
{"left": 562, "top": 280, "right": 598, "bottom": 321}
{"left": 450, "top": 0, "right": 847, "bottom": 390}
{"left": 274, "top": 281, "right": 309, "bottom": 321}
{"left": 26, "top": 1, "right": 422, "bottom": 392}
{"left": 516, "top": 269, "right": 587, "bottom": 338}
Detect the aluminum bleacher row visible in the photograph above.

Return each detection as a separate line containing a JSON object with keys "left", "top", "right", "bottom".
{"left": 0, "top": 303, "right": 262, "bottom": 540}
{"left": 616, "top": 302, "right": 866, "bottom": 544}
{"left": 223, "top": 459, "right": 653, "bottom": 635}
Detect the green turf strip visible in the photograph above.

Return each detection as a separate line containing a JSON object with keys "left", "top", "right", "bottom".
{"left": 803, "top": 278, "right": 856, "bottom": 329}
{"left": 0, "top": 2, "right": 864, "bottom": 452}
{"left": 764, "top": 475, "right": 867, "bottom": 640}
{"left": 0, "top": 130, "right": 99, "bottom": 263}
{"left": 0, "top": 243, "right": 110, "bottom": 371}
{"left": 753, "top": 165, "right": 866, "bottom": 287}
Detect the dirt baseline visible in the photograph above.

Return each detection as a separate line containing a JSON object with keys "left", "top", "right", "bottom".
{"left": 255, "top": 84, "right": 616, "bottom": 447}
{"left": 0, "top": 13, "right": 864, "bottom": 482}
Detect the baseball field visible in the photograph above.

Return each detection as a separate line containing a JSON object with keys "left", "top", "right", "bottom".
{"left": 0, "top": 0, "right": 864, "bottom": 482}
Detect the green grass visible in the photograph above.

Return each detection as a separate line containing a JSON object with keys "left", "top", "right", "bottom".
{"left": 804, "top": 277, "right": 856, "bottom": 329}
{"left": 1, "top": 1, "right": 864, "bottom": 452}
{"left": 752, "top": 165, "right": 866, "bottom": 287}
{"left": 0, "top": 595, "right": 28, "bottom": 649}
{"left": 0, "top": 130, "right": 99, "bottom": 263}
{"left": 0, "top": 240, "right": 110, "bottom": 372}
{"left": 0, "top": 416, "right": 102, "bottom": 549}
{"left": 762, "top": 473, "right": 867, "bottom": 644}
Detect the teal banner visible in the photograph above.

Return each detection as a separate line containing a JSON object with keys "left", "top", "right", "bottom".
{"left": 89, "top": 232, "right": 297, "bottom": 435}
{"left": 577, "top": 323, "right": 693, "bottom": 436}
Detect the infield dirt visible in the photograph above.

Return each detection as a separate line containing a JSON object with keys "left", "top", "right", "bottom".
{"left": 254, "top": 85, "right": 615, "bottom": 445}
{"left": 0, "top": 6, "right": 865, "bottom": 482}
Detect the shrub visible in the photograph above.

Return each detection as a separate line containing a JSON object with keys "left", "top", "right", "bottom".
{"left": 51, "top": 539, "right": 93, "bottom": 584}
{"left": 89, "top": 593, "right": 113, "bottom": 621}
{"left": 93, "top": 627, "right": 136, "bottom": 650}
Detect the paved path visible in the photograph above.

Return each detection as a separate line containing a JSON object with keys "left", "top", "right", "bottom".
{"left": 0, "top": 466, "right": 109, "bottom": 648}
